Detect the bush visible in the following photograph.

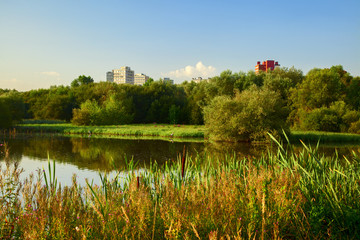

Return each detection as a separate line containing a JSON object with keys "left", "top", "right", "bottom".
{"left": 299, "top": 101, "right": 360, "bottom": 132}
{"left": 204, "top": 86, "right": 289, "bottom": 142}
{"left": 349, "top": 120, "right": 360, "bottom": 134}
{"left": 72, "top": 96, "right": 134, "bottom": 126}
{"left": 301, "top": 108, "right": 341, "bottom": 132}
{"left": 72, "top": 100, "right": 100, "bottom": 126}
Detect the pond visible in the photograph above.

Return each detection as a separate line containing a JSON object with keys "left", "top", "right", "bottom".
{"left": 1, "top": 134, "right": 360, "bottom": 186}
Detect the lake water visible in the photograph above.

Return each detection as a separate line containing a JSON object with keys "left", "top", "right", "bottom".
{"left": 1, "top": 134, "right": 360, "bottom": 186}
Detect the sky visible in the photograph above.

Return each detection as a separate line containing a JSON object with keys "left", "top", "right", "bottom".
{"left": 0, "top": 0, "right": 359, "bottom": 91}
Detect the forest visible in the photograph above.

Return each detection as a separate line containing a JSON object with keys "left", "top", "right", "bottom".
{"left": 1, "top": 65, "right": 360, "bottom": 141}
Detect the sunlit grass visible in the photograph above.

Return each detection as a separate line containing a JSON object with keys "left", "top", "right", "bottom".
{"left": 290, "top": 130, "right": 360, "bottom": 143}
{"left": 15, "top": 123, "right": 205, "bottom": 138}
{"left": 15, "top": 123, "right": 360, "bottom": 144}
{"left": 1, "top": 136, "right": 360, "bottom": 239}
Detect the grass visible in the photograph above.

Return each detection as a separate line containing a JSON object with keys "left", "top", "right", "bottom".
{"left": 14, "top": 122, "right": 360, "bottom": 144}
{"left": 15, "top": 123, "right": 205, "bottom": 139}
{"left": 290, "top": 130, "right": 360, "bottom": 144}
{"left": 1, "top": 136, "right": 360, "bottom": 239}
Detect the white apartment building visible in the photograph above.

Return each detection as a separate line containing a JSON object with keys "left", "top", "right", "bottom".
{"left": 106, "top": 66, "right": 134, "bottom": 84}
{"left": 134, "top": 73, "right": 149, "bottom": 86}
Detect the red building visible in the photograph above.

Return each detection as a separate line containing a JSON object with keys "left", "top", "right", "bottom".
{"left": 255, "top": 60, "right": 280, "bottom": 73}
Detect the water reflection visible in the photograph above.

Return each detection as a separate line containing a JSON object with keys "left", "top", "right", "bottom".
{"left": 1, "top": 135, "right": 205, "bottom": 171}
{"left": 1, "top": 134, "right": 360, "bottom": 173}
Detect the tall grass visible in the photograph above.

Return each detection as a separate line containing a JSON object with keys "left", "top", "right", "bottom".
{"left": 1, "top": 137, "right": 360, "bottom": 239}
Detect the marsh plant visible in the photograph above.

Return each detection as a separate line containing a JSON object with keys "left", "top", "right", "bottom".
{"left": 0, "top": 137, "right": 360, "bottom": 239}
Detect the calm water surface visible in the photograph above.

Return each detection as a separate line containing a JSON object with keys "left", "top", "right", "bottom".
{"left": 1, "top": 134, "right": 360, "bottom": 185}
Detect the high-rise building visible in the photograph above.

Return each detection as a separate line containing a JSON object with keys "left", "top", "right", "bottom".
{"left": 134, "top": 73, "right": 149, "bottom": 86}
{"left": 106, "top": 71, "right": 114, "bottom": 82}
{"left": 255, "top": 60, "right": 280, "bottom": 73}
{"left": 107, "top": 66, "right": 134, "bottom": 84}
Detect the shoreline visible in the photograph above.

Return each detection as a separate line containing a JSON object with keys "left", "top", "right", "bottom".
{"left": 9, "top": 123, "right": 360, "bottom": 144}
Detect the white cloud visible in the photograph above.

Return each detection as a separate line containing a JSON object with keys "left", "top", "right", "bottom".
{"left": 40, "top": 71, "right": 60, "bottom": 77}
{"left": 163, "top": 61, "right": 216, "bottom": 80}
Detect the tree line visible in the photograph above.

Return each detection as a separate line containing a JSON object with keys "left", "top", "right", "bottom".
{"left": 1, "top": 66, "right": 360, "bottom": 141}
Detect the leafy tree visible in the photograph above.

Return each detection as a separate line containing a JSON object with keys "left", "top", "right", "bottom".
{"left": 169, "top": 104, "right": 180, "bottom": 124}
{"left": 298, "top": 101, "right": 360, "bottom": 132}
{"left": 0, "top": 91, "right": 25, "bottom": 122}
{"left": 102, "top": 94, "right": 134, "bottom": 125}
{"left": 72, "top": 100, "right": 101, "bottom": 125}
{"left": 291, "top": 67, "right": 345, "bottom": 110}
{"left": 71, "top": 75, "right": 94, "bottom": 88}
{"left": 269, "top": 66, "right": 304, "bottom": 87}
{"left": 289, "top": 67, "right": 346, "bottom": 128}
{"left": 346, "top": 77, "right": 360, "bottom": 110}
{"left": 0, "top": 99, "right": 12, "bottom": 128}
{"left": 204, "top": 86, "right": 289, "bottom": 142}
{"left": 72, "top": 93, "right": 134, "bottom": 126}
{"left": 301, "top": 107, "right": 341, "bottom": 132}
{"left": 22, "top": 86, "right": 74, "bottom": 121}
{"left": 143, "top": 78, "right": 154, "bottom": 87}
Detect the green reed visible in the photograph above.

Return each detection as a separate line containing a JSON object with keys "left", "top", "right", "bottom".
{"left": 1, "top": 135, "right": 360, "bottom": 239}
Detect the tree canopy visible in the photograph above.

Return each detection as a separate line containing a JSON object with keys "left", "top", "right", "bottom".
{"left": 2, "top": 65, "right": 360, "bottom": 140}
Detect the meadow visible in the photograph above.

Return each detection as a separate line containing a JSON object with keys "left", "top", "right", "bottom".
{"left": 14, "top": 123, "right": 205, "bottom": 138}
{"left": 1, "top": 136, "right": 359, "bottom": 239}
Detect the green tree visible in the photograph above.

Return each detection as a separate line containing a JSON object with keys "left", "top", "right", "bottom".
{"left": 102, "top": 94, "right": 134, "bottom": 125}
{"left": 289, "top": 67, "right": 346, "bottom": 129}
{"left": 0, "top": 91, "right": 25, "bottom": 122}
{"left": 346, "top": 77, "right": 360, "bottom": 110}
{"left": 298, "top": 101, "right": 360, "bottom": 132}
{"left": 291, "top": 67, "right": 345, "bottom": 110}
{"left": 72, "top": 100, "right": 101, "bottom": 126}
{"left": 169, "top": 104, "right": 180, "bottom": 124}
{"left": 71, "top": 75, "right": 94, "bottom": 88}
{"left": 0, "top": 99, "right": 12, "bottom": 128}
{"left": 204, "top": 86, "right": 289, "bottom": 142}
{"left": 143, "top": 78, "right": 154, "bottom": 87}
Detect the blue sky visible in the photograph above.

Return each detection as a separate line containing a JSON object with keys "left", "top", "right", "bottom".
{"left": 1, "top": 0, "right": 359, "bottom": 91}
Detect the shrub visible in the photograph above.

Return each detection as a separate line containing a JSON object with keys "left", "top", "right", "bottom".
{"left": 72, "top": 96, "right": 134, "bottom": 126}
{"left": 299, "top": 101, "right": 360, "bottom": 132}
{"left": 72, "top": 100, "right": 101, "bottom": 126}
{"left": 349, "top": 120, "right": 360, "bottom": 134}
{"left": 204, "top": 86, "right": 289, "bottom": 142}
{"left": 301, "top": 107, "right": 341, "bottom": 132}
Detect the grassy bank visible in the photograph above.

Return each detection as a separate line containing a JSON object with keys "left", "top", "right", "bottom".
{"left": 15, "top": 123, "right": 205, "bottom": 138}
{"left": 290, "top": 130, "right": 360, "bottom": 143}
{"left": 1, "top": 139, "right": 360, "bottom": 239}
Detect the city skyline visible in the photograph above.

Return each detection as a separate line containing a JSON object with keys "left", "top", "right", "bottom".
{"left": 1, "top": 0, "right": 359, "bottom": 91}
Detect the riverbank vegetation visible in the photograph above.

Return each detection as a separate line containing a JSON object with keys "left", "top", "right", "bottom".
{"left": 14, "top": 123, "right": 205, "bottom": 138}
{"left": 13, "top": 122, "right": 360, "bottom": 144}
{"left": 1, "top": 139, "right": 359, "bottom": 239}
{"left": 1, "top": 66, "right": 360, "bottom": 141}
